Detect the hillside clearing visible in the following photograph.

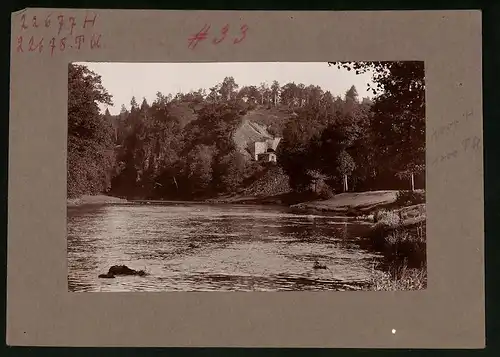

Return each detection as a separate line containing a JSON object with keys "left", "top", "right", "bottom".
{"left": 240, "top": 107, "right": 291, "bottom": 136}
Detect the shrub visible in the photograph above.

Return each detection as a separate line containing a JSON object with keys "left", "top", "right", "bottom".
{"left": 317, "top": 184, "right": 335, "bottom": 200}
{"left": 375, "top": 210, "right": 401, "bottom": 228}
{"left": 345, "top": 206, "right": 359, "bottom": 217}
{"left": 373, "top": 209, "right": 387, "bottom": 223}
{"left": 369, "top": 218, "right": 427, "bottom": 268}
{"left": 385, "top": 226, "right": 425, "bottom": 246}
{"left": 396, "top": 190, "right": 425, "bottom": 206}
{"left": 247, "top": 102, "right": 258, "bottom": 111}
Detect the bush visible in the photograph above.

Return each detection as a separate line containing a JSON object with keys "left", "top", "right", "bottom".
{"left": 373, "top": 210, "right": 401, "bottom": 227}
{"left": 385, "top": 225, "right": 425, "bottom": 245}
{"left": 396, "top": 190, "right": 425, "bottom": 206}
{"left": 317, "top": 184, "right": 335, "bottom": 200}
{"left": 373, "top": 209, "right": 386, "bottom": 223}
{"left": 247, "top": 102, "right": 257, "bottom": 111}
{"left": 345, "top": 206, "right": 359, "bottom": 217}
{"left": 369, "top": 218, "right": 427, "bottom": 268}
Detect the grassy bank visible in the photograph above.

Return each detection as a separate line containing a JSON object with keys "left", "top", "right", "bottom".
{"left": 210, "top": 189, "right": 425, "bottom": 219}
{"left": 368, "top": 263, "right": 427, "bottom": 291}
{"left": 364, "top": 200, "right": 427, "bottom": 290}
{"left": 67, "top": 195, "right": 128, "bottom": 207}
{"left": 290, "top": 190, "right": 419, "bottom": 215}
{"left": 207, "top": 191, "right": 321, "bottom": 206}
{"left": 370, "top": 204, "right": 426, "bottom": 261}
{"left": 211, "top": 188, "right": 427, "bottom": 292}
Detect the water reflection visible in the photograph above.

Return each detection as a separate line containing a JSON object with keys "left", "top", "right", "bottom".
{"left": 67, "top": 203, "right": 383, "bottom": 292}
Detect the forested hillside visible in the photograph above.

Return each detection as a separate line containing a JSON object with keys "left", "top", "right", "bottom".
{"left": 67, "top": 61, "right": 425, "bottom": 201}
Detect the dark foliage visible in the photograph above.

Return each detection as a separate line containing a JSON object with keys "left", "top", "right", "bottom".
{"left": 68, "top": 62, "right": 426, "bottom": 201}
{"left": 395, "top": 190, "right": 426, "bottom": 206}
{"left": 67, "top": 64, "right": 115, "bottom": 198}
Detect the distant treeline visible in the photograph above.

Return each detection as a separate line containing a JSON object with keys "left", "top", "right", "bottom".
{"left": 67, "top": 61, "right": 425, "bottom": 200}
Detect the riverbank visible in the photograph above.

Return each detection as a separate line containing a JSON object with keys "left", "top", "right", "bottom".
{"left": 206, "top": 191, "right": 314, "bottom": 206}
{"left": 369, "top": 203, "right": 426, "bottom": 258}
{"left": 67, "top": 195, "right": 128, "bottom": 207}
{"left": 211, "top": 190, "right": 424, "bottom": 216}
{"left": 287, "top": 189, "right": 426, "bottom": 290}
{"left": 369, "top": 264, "right": 427, "bottom": 291}
{"left": 68, "top": 191, "right": 426, "bottom": 291}
{"left": 364, "top": 202, "right": 427, "bottom": 290}
{"left": 290, "top": 190, "right": 404, "bottom": 215}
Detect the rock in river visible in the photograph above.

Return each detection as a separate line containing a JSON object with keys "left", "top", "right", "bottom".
{"left": 98, "top": 265, "right": 147, "bottom": 278}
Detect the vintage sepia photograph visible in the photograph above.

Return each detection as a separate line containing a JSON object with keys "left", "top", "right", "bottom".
{"left": 67, "top": 61, "right": 426, "bottom": 292}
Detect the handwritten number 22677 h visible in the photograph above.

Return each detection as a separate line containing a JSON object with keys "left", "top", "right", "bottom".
{"left": 188, "top": 24, "right": 248, "bottom": 49}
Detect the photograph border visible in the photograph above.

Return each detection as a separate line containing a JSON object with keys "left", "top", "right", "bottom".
{"left": 7, "top": 8, "right": 483, "bottom": 349}
{"left": 66, "top": 59, "right": 428, "bottom": 294}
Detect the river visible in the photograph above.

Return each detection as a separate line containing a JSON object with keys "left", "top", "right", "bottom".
{"left": 67, "top": 202, "right": 384, "bottom": 292}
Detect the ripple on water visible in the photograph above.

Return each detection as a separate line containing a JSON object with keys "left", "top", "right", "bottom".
{"left": 67, "top": 203, "right": 384, "bottom": 292}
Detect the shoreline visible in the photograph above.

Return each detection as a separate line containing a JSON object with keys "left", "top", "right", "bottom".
{"left": 67, "top": 190, "right": 425, "bottom": 218}
{"left": 67, "top": 195, "right": 128, "bottom": 207}
{"left": 208, "top": 190, "right": 422, "bottom": 214}
{"left": 68, "top": 191, "right": 427, "bottom": 290}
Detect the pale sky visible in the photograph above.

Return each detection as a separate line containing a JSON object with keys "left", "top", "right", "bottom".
{"left": 76, "top": 62, "right": 375, "bottom": 115}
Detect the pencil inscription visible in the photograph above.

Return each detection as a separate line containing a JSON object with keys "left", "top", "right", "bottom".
{"left": 15, "top": 11, "right": 102, "bottom": 55}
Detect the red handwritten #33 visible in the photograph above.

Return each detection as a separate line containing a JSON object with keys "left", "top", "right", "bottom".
{"left": 188, "top": 23, "right": 249, "bottom": 49}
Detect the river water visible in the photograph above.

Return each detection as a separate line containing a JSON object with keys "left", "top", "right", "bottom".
{"left": 67, "top": 202, "right": 384, "bottom": 292}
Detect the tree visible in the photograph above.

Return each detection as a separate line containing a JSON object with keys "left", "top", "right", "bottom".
{"left": 216, "top": 151, "right": 247, "bottom": 192}
{"left": 110, "top": 90, "right": 190, "bottom": 198}
{"left": 297, "top": 83, "right": 306, "bottom": 107}
{"left": 337, "top": 151, "right": 356, "bottom": 192}
{"left": 185, "top": 144, "right": 217, "bottom": 194}
{"left": 278, "top": 111, "right": 325, "bottom": 192}
{"left": 304, "top": 85, "right": 323, "bottom": 108}
{"left": 104, "top": 108, "right": 118, "bottom": 143}
{"left": 140, "top": 97, "right": 149, "bottom": 111}
{"left": 328, "top": 61, "right": 425, "bottom": 190}
{"left": 361, "top": 97, "right": 373, "bottom": 105}
{"left": 155, "top": 91, "right": 166, "bottom": 105}
{"left": 315, "top": 114, "right": 360, "bottom": 192}
{"left": 345, "top": 85, "right": 359, "bottom": 103}
{"left": 67, "top": 63, "right": 115, "bottom": 197}
{"left": 237, "top": 85, "right": 260, "bottom": 106}
{"left": 270, "top": 80, "right": 280, "bottom": 106}
{"left": 70, "top": 61, "right": 424, "bottom": 200}
{"left": 280, "top": 82, "right": 299, "bottom": 108}
{"left": 130, "top": 96, "right": 138, "bottom": 110}
{"left": 219, "top": 76, "right": 239, "bottom": 101}
{"left": 258, "top": 82, "right": 270, "bottom": 105}
{"left": 307, "top": 169, "right": 330, "bottom": 196}
{"left": 207, "top": 84, "right": 221, "bottom": 102}
{"left": 180, "top": 90, "right": 205, "bottom": 107}
{"left": 320, "top": 91, "right": 335, "bottom": 116}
